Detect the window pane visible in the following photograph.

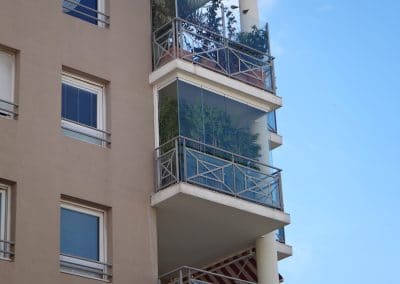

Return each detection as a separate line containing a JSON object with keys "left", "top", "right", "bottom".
{"left": 63, "top": 0, "right": 99, "bottom": 25}
{"left": 61, "top": 83, "right": 97, "bottom": 128}
{"left": 158, "top": 81, "right": 178, "bottom": 145}
{"left": 62, "top": 84, "right": 79, "bottom": 122}
{"left": 0, "top": 51, "right": 13, "bottom": 102}
{"left": 60, "top": 208, "right": 100, "bottom": 261}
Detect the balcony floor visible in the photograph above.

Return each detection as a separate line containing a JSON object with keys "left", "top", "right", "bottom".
{"left": 152, "top": 182, "right": 290, "bottom": 274}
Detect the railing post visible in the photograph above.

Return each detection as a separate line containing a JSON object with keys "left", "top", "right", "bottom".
{"left": 232, "top": 153, "right": 236, "bottom": 197}
{"left": 172, "top": 19, "right": 178, "bottom": 59}
{"left": 175, "top": 138, "right": 180, "bottom": 182}
{"left": 179, "top": 269, "right": 183, "bottom": 284}
{"left": 183, "top": 137, "right": 187, "bottom": 182}
{"left": 154, "top": 148, "right": 160, "bottom": 191}
{"left": 278, "top": 172, "right": 284, "bottom": 210}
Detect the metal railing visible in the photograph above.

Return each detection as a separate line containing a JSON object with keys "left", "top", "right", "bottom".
{"left": 0, "top": 239, "right": 15, "bottom": 260}
{"left": 62, "top": 0, "right": 110, "bottom": 26}
{"left": 159, "top": 266, "right": 256, "bottom": 284}
{"left": 155, "top": 136, "right": 283, "bottom": 210}
{"left": 276, "top": 228, "right": 286, "bottom": 244}
{"left": 0, "top": 98, "right": 18, "bottom": 119}
{"left": 60, "top": 253, "right": 112, "bottom": 281}
{"left": 153, "top": 18, "right": 276, "bottom": 93}
{"left": 61, "top": 118, "right": 111, "bottom": 146}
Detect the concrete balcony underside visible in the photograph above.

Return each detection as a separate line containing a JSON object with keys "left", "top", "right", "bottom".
{"left": 152, "top": 182, "right": 290, "bottom": 274}
{"left": 149, "top": 59, "right": 282, "bottom": 113}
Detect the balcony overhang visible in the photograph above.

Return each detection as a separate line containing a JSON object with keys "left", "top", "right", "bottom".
{"left": 152, "top": 182, "right": 290, "bottom": 274}
{"left": 149, "top": 59, "right": 282, "bottom": 112}
{"left": 277, "top": 242, "right": 293, "bottom": 260}
{"left": 270, "top": 132, "right": 283, "bottom": 150}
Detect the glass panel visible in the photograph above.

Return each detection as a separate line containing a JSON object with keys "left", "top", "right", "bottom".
{"left": 152, "top": 0, "right": 176, "bottom": 31}
{"left": 60, "top": 207, "right": 100, "bottom": 261}
{"left": 176, "top": 80, "right": 268, "bottom": 162}
{"left": 267, "top": 111, "right": 277, "bottom": 133}
{"left": 62, "top": 83, "right": 97, "bottom": 128}
{"left": 178, "top": 81, "right": 204, "bottom": 143}
{"left": 63, "top": 0, "right": 98, "bottom": 25}
{"left": 158, "top": 81, "right": 179, "bottom": 145}
{"left": 0, "top": 51, "right": 13, "bottom": 102}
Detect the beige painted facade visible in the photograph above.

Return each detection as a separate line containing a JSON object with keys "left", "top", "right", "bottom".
{"left": 0, "top": 0, "right": 158, "bottom": 283}
{"left": 0, "top": 1, "right": 291, "bottom": 283}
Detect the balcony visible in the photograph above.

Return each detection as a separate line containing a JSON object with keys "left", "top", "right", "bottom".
{"left": 153, "top": 136, "right": 289, "bottom": 273}
{"left": 156, "top": 136, "right": 283, "bottom": 210}
{"left": 153, "top": 17, "right": 275, "bottom": 92}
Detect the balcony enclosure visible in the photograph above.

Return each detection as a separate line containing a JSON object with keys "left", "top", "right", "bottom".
{"left": 152, "top": 0, "right": 275, "bottom": 92}
{"left": 156, "top": 80, "right": 282, "bottom": 210}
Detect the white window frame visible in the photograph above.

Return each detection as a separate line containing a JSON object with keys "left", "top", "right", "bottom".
{"left": 0, "top": 49, "right": 16, "bottom": 118}
{"left": 61, "top": 73, "right": 106, "bottom": 146}
{"left": 0, "top": 184, "right": 11, "bottom": 260}
{"left": 60, "top": 200, "right": 108, "bottom": 280}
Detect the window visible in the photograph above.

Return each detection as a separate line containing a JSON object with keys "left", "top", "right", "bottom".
{"left": 0, "top": 184, "right": 13, "bottom": 260}
{"left": 60, "top": 201, "right": 111, "bottom": 281}
{"left": 0, "top": 49, "right": 16, "bottom": 119}
{"left": 61, "top": 73, "right": 110, "bottom": 146}
{"left": 62, "top": 0, "right": 109, "bottom": 27}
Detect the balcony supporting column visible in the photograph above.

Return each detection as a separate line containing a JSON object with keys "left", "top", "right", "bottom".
{"left": 239, "top": 0, "right": 260, "bottom": 32}
{"left": 256, "top": 232, "right": 279, "bottom": 284}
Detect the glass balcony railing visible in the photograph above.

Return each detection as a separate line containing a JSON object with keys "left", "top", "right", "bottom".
{"left": 275, "top": 228, "right": 286, "bottom": 244}
{"left": 159, "top": 266, "right": 256, "bottom": 284}
{"left": 155, "top": 136, "right": 283, "bottom": 210}
{"left": 152, "top": 0, "right": 276, "bottom": 92}
{"left": 267, "top": 111, "right": 277, "bottom": 134}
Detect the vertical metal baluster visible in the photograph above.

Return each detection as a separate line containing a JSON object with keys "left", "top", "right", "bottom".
{"left": 175, "top": 138, "right": 180, "bottom": 183}
{"left": 172, "top": 20, "right": 177, "bottom": 59}
{"left": 183, "top": 137, "right": 187, "bottom": 182}
{"left": 232, "top": 153, "right": 237, "bottom": 197}
{"left": 179, "top": 269, "right": 183, "bottom": 284}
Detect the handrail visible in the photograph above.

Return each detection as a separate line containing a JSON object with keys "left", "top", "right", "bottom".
{"left": 0, "top": 98, "right": 18, "bottom": 118}
{"left": 156, "top": 136, "right": 282, "bottom": 173}
{"left": 61, "top": 118, "right": 111, "bottom": 145}
{"left": 159, "top": 266, "right": 256, "bottom": 284}
{"left": 60, "top": 253, "right": 112, "bottom": 267}
{"left": 61, "top": 118, "right": 111, "bottom": 135}
{"left": 0, "top": 98, "right": 18, "bottom": 107}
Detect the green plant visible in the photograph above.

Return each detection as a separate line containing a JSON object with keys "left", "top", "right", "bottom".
{"left": 180, "top": 99, "right": 261, "bottom": 160}
{"left": 236, "top": 24, "right": 269, "bottom": 54}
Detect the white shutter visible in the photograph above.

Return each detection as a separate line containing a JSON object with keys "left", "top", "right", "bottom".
{"left": 0, "top": 50, "right": 14, "bottom": 103}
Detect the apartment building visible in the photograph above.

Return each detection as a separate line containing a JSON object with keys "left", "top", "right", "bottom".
{"left": 0, "top": 0, "right": 291, "bottom": 283}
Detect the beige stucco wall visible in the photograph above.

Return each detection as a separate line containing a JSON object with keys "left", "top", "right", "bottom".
{"left": 0, "top": 0, "right": 157, "bottom": 283}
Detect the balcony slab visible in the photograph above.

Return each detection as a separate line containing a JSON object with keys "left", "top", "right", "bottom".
{"left": 152, "top": 182, "right": 290, "bottom": 274}
{"left": 277, "top": 242, "right": 293, "bottom": 260}
{"left": 149, "top": 59, "right": 282, "bottom": 112}
{"left": 270, "top": 132, "right": 283, "bottom": 150}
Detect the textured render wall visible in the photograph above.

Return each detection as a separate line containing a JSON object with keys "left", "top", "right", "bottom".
{"left": 0, "top": 0, "right": 157, "bottom": 283}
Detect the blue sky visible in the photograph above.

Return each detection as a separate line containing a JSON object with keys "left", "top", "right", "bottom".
{"left": 261, "top": 1, "right": 400, "bottom": 283}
